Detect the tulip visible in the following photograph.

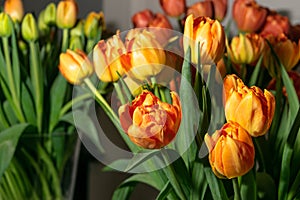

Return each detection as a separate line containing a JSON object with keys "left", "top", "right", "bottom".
{"left": 183, "top": 15, "right": 225, "bottom": 64}
{"left": 288, "top": 24, "right": 300, "bottom": 42}
{"left": 148, "top": 13, "right": 173, "bottom": 45}
{"left": 226, "top": 33, "right": 265, "bottom": 64}
{"left": 56, "top": 0, "right": 78, "bottom": 29}
{"left": 259, "top": 11, "right": 291, "bottom": 38}
{"left": 159, "top": 0, "right": 186, "bottom": 17}
{"left": 125, "top": 29, "right": 166, "bottom": 80}
{"left": 205, "top": 122, "right": 255, "bottom": 179}
{"left": 186, "top": 1, "right": 214, "bottom": 19}
{"left": 21, "top": 14, "right": 39, "bottom": 42}
{"left": 93, "top": 32, "right": 127, "bottom": 82}
{"left": 59, "top": 49, "right": 93, "bottom": 84}
{"left": 84, "top": 11, "right": 104, "bottom": 39}
{"left": 4, "top": 0, "right": 24, "bottom": 22}
{"left": 263, "top": 35, "right": 300, "bottom": 76}
{"left": 38, "top": 10, "right": 50, "bottom": 36}
{"left": 0, "top": 13, "right": 13, "bottom": 37}
{"left": 132, "top": 9, "right": 155, "bottom": 28}
{"left": 119, "top": 90, "right": 181, "bottom": 149}
{"left": 44, "top": 3, "right": 56, "bottom": 26}
{"left": 209, "top": 0, "right": 228, "bottom": 21}
{"left": 232, "top": 0, "right": 267, "bottom": 32}
{"left": 223, "top": 74, "right": 275, "bottom": 137}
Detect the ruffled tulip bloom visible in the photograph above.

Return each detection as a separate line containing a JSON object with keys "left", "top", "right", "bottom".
{"left": 119, "top": 90, "right": 182, "bottom": 149}
{"left": 159, "top": 0, "right": 186, "bottom": 17}
{"left": 226, "top": 33, "right": 265, "bottom": 64}
{"left": 223, "top": 74, "right": 275, "bottom": 137}
{"left": 186, "top": 1, "right": 214, "bottom": 19}
{"left": 4, "top": 0, "right": 24, "bottom": 22}
{"left": 205, "top": 122, "right": 255, "bottom": 179}
{"left": 93, "top": 32, "right": 127, "bottom": 82}
{"left": 259, "top": 11, "right": 291, "bottom": 38}
{"left": 183, "top": 15, "right": 225, "bottom": 64}
{"left": 56, "top": 0, "right": 78, "bottom": 29}
{"left": 59, "top": 49, "right": 94, "bottom": 84}
{"left": 209, "top": 0, "right": 228, "bottom": 21}
{"left": 232, "top": 0, "right": 267, "bottom": 32}
{"left": 263, "top": 35, "right": 300, "bottom": 76}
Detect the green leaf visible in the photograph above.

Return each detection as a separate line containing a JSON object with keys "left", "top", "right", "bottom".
{"left": 125, "top": 150, "right": 160, "bottom": 172}
{"left": 239, "top": 170, "right": 257, "bottom": 200}
{"left": 190, "top": 159, "right": 207, "bottom": 200}
{"left": 288, "top": 169, "right": 300, "bottom": 200}
{"left": 156, "top": 181, "right": 172, "bottom": 200}
{"left": 49, "top": 74, "right": 68, "bottom": 133}
{"left": 21, "top": 82, "right": 36, "bottom": 125}
{"left": 0, "top": 123, "right": 28, "bottom": 179}
{"left": 112, "top": 185, "right": 135, "bottom": 200}
{"left": 204, "top": 167, "right": 229, "bottom": 200}
{"left": 3, "top": 101, "right": 17, "bottom": 125}
{"left": 256, "top": 172, "right": 276, "bottom": 200}
{"left": 249, "top": 54, "right": 263, "bottom": 86}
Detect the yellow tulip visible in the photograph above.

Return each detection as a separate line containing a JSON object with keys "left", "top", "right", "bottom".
{"left": 119, "top": 90, "right": 181, "bottom": 149}
{"left": 21, "top": 14, "right": 39, "bottom": 42}
{"left": 84, "top": 11, "right": 105, "bottom": 39}
{"left": 223, "top": 74, "right": 275, "bottom": 137}
{"left": 0, "top": 13, "right": 13, "bottom": 37}
{"left": 4, "top": 0, "right": 24, "bottom": 22}
{"left": 56, "top": 0, "right": 78, "bottom": 29}
{"left": 59, "top": 49, "right": 93, "bottom": 84}
{"left": 183, "top": 15, "right": 225, "bottom": 64}
{"left": 205, "top": 122, "right": 255, "bottom": 179}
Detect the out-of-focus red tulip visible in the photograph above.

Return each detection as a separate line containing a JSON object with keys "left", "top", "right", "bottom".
{"left": 186, "top": 1, "right": 214, "bottom": 19}
{"left": 259, "top": 11, "right": 291, "bottom": 38}
{"left": 288, "top": 24, "right": 300, "bottom": 42}
{"left": 132, "top": 9, "right": 155, "bottom": 28}
{"left": 119, "top": 90, "right": 182, "bottom": 149}
{"left": 232, "top": 0, "right": 267, "bottom": 32}
{"left": 159, "top": 0, "right": 186, "bottom": 17}
{"left": 208, "top": 0, "right": 228, "bottom": 21}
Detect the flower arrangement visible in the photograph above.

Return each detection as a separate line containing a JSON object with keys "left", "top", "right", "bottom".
{"left": 0, "top": 0, "right": 300, "bottom": 199}
{"left": 0, "top": 0, "right": 106, "bottom": 199}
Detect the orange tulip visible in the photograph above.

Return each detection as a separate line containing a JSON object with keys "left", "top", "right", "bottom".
{"left": 159, "top": 0, "right": 186, "bottom": 17}
{"left": 93, "top": 32, "right": 127, "bottom": 82}
{"left": 205, "top": 122, "right": 255, "bottom": 179}
{"left": 226, "top": 33, "right": 265, "bottom": 64}
{"left": 119, "top": 90, "right": 181, "bottom": 149}
{"left": 183, "top": 15, "right": 225, "bottom": 64}
{"left": 59, "top": 49, "right": 93, "bottom": 84}
{"left": 232, "top": 0, "right": 267, "bottom": 32}
{"left": 56, "top": 0, "right": 78, "bottom": 29}
{"left": 223, "top": 74, "right": 275, "bottom": 137}
{"left": 263, "top": 35, "right": 300, "bottom": 76}
{"left": 4, "top": 0, "right": 24, "bottom": 22}
{"left": 186, "top": 1, "right": 214, "bottom": 19}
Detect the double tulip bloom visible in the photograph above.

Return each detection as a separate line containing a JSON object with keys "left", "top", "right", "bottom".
{"left": 119, "top": 90, "right": 182, "bottom": 149}
{"left": 59, "top": 49, "right": 94, "bottom": 85}
{"left": 93, "top": 29, "right": 166, "bottom": 82}
{"left": 226, "top": 33, "right": 265, "bottom": 64}
{"left": 223, "top": 74, "right": 275, "bottom": 137}
{"left": 183, "top": 15, "right": 225, "bottom": 65}
{"left": 205, "top": 122, "right": 255, "bottom": 179}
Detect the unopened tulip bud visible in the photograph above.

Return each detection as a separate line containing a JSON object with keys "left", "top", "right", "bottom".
{"left": 21, "top": 13, "right": 39, "bottom": 42}
{"left": 38, "top": 11, "right": 50, "bottom": 36}
{"left": 205, "top": 122, "right": 255, "bottom": 179}
{"left": 56, "top": 0, "right": 78, "bottom": 29}
{"left": 0, "top": 12, "right": 13, "bottom": 37}
{"left": 223, "top": 74, "right": 275, "bottom": 137}
{"left": 70, "top": 20, "right": 84, "bottom": 37}
{"left": 159, "top": 0, "right": 186, "bottom": 17}
{"left": 119, "top": 90, "right": 182, "bottom": 149}
{"left": 69, "top": 36, "right": 83, "bottom": 50}
{"left": 44, "top": 3, "right": 56, "bottom": 26}
{"left": 186, "top": 1, "right": 214, "bottom": 19}
{"left": 209, "top": 0, "right": 228, "bottom": 21}
{"left": 132, "top": 9, "right": 154, "bottom": 28}
{"left": 84, "top": 12, "right": 103, "bottom": 39}
{"left": 59, "top": 49, "right": 93, "bottom": 84}
{"left": 4, "top": 0, "right": 24, "bottom": 22}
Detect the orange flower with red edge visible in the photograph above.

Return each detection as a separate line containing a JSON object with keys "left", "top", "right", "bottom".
{"left": 118, "top": 90, "right": 181, "bottom": 149}
{"left": 205, "top": 122, "right": 255, "bottom": 179}
{"left": 223, "top": 74, "right": 275, "bottom": 137}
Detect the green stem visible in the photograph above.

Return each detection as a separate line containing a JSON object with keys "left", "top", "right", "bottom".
{"left": 2, "top": 37, "right": 25, "bottom": 122}
{"left": 86, "top": 39, "right": 96, "bottom": 53}
{"left": 254, "top": 138, "right": 266, "bottom": 172}
{"left": 241, "top": 63, "right": 247, "bottom": 82}
{"left": 61, "top": 29, "right": 69, "bottom": 52}
{"left": 59, "top": 93, "right": 92, "bottom": 117}
{"left": 113, "top": 82, "right": 126, "bottom": 105}
{"left": 29, "top": 42, "right": 43, "bottom": 133}
{"left": 233, "top": 178, "right": 241, "bottom": 200}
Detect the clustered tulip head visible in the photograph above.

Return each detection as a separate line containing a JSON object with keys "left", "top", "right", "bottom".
{"left": 119, "top": 90, "right": 182, "bottom": 149}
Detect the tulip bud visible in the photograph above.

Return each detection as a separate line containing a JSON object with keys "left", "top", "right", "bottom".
{"left": 21, "top": 13, "right": 39, "bottom": 42}
{"left": 0, "top": 12, "right": 13, "bottom": 37}
{"left": 209, "top": 0, "right": 228, "bottom": 21}
{"left": 59, "top": 49, "right": 93, "bottom": 85}
{"left": 70, "top": 20, "right": 84, "bottom": 37}
{"left": 84, "top": 12, "right": 103, "bottom": 39}
{"left": 232, "top": 0, "right": 267, "bottom": 32}
{"left": 38, "top": 10, "right": 50, "bottom": 36}
{"left": 44, "top": 3, "right": 56, "bottom": 26}
{"left": 226, "top": 33, "right": 265, "bottom": 64}
{"left": 69, "top": 36, "right": 83, "bottom": 51}
{"left": 183, "top": 15, "right": 225, "bottom": 64}
{"left": 56, "top": 0, "right": 78, "bottom": 29}
{"left": 159, "top": 0, "right": 186, "bottom": 17}
{"left": 186, "top": 1, "right": 214, "bottom": 19}
{"left": 205, "top": 122, "right": 255, "bottom": 179}
{"left": 223, "top": 74, "right": 275, "bottom": 137}
{"left": 4, "top": 0, "right": 24, "bottom": 22}
{"left": 119, "top": 90, "right": 182, "bottom": 149}
{"left": 132, "top": 9, "right": 154, "bottom": 28}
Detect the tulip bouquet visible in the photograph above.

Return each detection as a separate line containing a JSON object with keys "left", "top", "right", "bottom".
{"left": 55, "top": 0, "right": 300, "bottom": 199}
{"left": 0, "top": 0, "right": 106, "bottom": 199}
